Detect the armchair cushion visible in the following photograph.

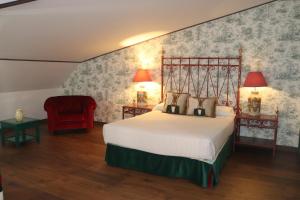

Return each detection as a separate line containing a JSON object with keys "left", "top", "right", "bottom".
{"left": 59, "top": 114, "right": 86, "bottom": 122}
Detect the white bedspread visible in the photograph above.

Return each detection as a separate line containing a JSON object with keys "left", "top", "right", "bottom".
{"left": 103, "top": 111, "right": 234, "bottom": 164}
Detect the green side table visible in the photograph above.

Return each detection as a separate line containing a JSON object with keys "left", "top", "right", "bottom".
{"left": 0, "top": 117, "right": 41, "bottom": 147}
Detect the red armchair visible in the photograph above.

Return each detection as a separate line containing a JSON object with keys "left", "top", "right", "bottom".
{"left": 44, "top": 96, "right": 96, "bottom": 132}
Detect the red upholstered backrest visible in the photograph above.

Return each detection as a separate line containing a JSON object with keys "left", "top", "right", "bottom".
{"left": 44, "top": 96, "right": 96, "bottom": 114}
{"left": 57, "top": 98, "right": 83, "bottom": 113}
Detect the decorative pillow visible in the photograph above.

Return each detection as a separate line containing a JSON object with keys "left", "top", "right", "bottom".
{"left": 216, "top": 106, "right": 235, "bottom": 116}
{"left": 166, "top": 105, "right": 180, "bottom": 114}
{"left": 186, "top": 97, "right": 217, "bottom": 118}
{"left": 186, "top": 97, "right": 200, "bottom": 115}
{"left": 194, "top": 107, "right": 206, "bottom": 116}
{"left": 162, "top": 92, "right": 189, "bottom": 114}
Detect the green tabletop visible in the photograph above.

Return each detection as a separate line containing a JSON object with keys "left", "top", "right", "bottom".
{"left": 0, "top": 117, "right": 41, "bottom": 147}
{"left": 1, "top": 117, "right": 40, "bottom": 125}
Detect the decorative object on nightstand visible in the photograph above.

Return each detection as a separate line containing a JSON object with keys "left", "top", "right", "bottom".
{"left": 243, "top": 71, "right": 267, "bottom": 116}
{"left": 133, "top": 68, "right": 152, "bottom": 107}
{"left": 15, "top": 109, "right": 24, "bottom": 122}
{"left": 122, "top": 104, "right": 154, "bottom": 119}
{"left": 234, "top": 109, "right": 279, "bottom": 157}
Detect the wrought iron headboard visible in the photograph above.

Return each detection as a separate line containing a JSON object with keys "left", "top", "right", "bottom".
{"left": 161, "top": 49, "right": 242, "bottom": 114}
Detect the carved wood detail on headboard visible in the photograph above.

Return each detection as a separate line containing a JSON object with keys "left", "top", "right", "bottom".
{"left": 161, "top": 49, "right": 242, "bottom": 114}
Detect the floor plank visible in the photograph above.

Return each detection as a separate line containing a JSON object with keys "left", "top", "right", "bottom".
{"left": 0, "top": 123, "right": 299, "bottom": 200}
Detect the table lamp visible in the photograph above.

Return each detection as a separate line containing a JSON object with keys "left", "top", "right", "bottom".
{"left": 243, "top": 71, "right": 267, "bottom": 116}
{"left": 133, "top": 69, "right": 152, "bottom": 107}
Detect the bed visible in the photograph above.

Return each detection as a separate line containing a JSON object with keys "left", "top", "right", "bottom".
{"left": 103, "top": 49, "right": 242, "bottom": 187}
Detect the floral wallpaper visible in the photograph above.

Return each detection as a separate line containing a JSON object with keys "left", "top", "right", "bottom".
{"left": 63, "top": 0, "right": 300, "bottom": 147}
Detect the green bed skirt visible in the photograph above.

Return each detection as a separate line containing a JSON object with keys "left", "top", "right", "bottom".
{"left": 105, "top": 135, "right": 232, "bottom": 187}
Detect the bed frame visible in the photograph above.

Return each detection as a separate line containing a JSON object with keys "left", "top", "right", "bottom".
{"left": 161, "top": 48, "right": 242, "bottom": 114}
{"left": 105, "top": 49, "right": 243, "bottom": 188}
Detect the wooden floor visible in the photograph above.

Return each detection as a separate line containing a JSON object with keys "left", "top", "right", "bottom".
{"left": 0, "top": 123, "right": 299, "bottom": 200}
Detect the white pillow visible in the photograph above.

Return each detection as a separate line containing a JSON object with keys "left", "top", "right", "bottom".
{"left": 216, "top": 106, "right": 235, "bottom": 116}
{"left": 152, "top": 103, "right": 164, "bottom": 111}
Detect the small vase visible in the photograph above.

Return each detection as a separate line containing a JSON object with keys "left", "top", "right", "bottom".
{"left": 15, "top": 109, "right": 24, "bottom": 122}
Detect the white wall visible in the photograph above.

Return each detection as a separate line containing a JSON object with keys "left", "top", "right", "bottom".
{"left": 0, "top": 61, "right": 77, "bottom": 93}
{"left": 0, "top": 61, "right": 76, "bottom": 121}
{"left": 0, "top": 88, "right": 63, "bottom": 120}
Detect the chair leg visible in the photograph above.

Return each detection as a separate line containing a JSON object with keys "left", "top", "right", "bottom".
{"left": 0, "top": 129, "right": 5, "bottom": 146}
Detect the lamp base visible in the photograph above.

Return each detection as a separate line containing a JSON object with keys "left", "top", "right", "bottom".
{"left": 137, "top": 91, "right": 148, "bottom": 107}
{"left": 247, "top": 91, "right": 261, "bottom": 116}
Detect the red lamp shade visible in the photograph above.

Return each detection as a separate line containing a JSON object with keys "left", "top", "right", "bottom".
{"left": 133, "top": 69, "right": 152, "bottom": 82}
{"left": 243, "top": 72, "right": 267, "bottom": 87}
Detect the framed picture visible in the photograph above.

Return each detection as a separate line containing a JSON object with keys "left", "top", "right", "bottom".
{"left": 137, "top": 91, "right": 147, "bottom": 107}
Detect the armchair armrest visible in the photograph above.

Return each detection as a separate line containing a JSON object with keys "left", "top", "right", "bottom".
{"left": 44, "top": 98, "right": 59, "bottom": 115}
{"left": 83, "top": 97, "right": 97, "bottom": 128}
{"left": 83, "top": 97, "right": 97, "bottom": 112}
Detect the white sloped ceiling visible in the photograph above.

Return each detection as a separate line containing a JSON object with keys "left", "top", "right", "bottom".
{"left": 0, "top": 0, "right": 270, "bottom": 92}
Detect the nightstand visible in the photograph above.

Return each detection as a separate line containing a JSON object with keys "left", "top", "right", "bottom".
{"left": 234, "top": 111, "right": 279, "bottom": 157}
{"left": 122, "top": 105, "right": 154, "bottom": 119}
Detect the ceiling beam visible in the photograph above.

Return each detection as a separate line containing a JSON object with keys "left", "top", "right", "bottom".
{"left": 0, "top": 0, "right": 36, "bottom": 9}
